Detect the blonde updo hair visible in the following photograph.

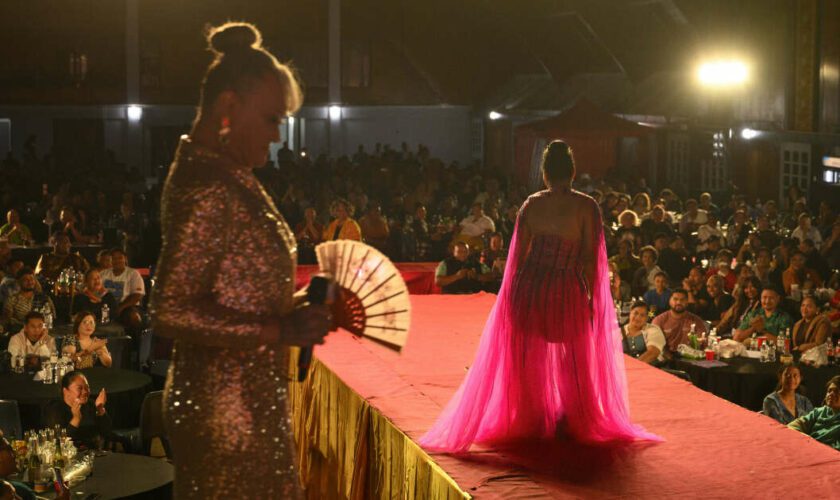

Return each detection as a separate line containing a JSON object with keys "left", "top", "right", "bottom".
{"left": 199, "top": 22, "right": 302, "bottom": 116}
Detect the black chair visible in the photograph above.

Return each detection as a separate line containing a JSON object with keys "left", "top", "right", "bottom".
{"left": 661, "top": 368, "right": 692, "bottom": 383}
{"left": 0, "top": 400, "right": 22, "bottom": 440}
{"left": 110, "top": 390, "right": 171, "bottom": 457}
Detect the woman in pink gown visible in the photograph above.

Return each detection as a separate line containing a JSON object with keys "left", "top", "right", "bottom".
{"left": 420, "top": 141, "right": 660, "bottom": 452}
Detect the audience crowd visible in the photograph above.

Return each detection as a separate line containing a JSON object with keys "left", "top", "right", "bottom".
{"left": 1, "top": 138, "right": 839, "bottom": 452}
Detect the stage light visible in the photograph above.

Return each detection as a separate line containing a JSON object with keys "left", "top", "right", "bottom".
{"left": 697, "top": 60, "right": 749, "bottom": 87}
{"left": 329, "top": 105, "right": 342, "bottom": 121}
{"left": 488, "top": 111, "right": 502, "bottom": 120}
{"left": 740, "top": 128, "right": 759, "bottom": 140}
{"left": 126, "top": 105, "right": 143, "bottom": 121}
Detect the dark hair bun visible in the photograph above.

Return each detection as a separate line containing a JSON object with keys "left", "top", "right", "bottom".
{"left": 208, "top": 22, "right": 262, "bottom": 56}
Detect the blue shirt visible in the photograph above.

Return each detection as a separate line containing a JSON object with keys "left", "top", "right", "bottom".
{"left": 643, "top": 288, "right": 672, "bottom": 314}
{"left": 762, "top": 392, "right": 814, "bottom": 425}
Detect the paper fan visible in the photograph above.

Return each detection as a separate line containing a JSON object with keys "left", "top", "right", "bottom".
{"left": 315, "top": 240, "right": 410, "bottom": 351}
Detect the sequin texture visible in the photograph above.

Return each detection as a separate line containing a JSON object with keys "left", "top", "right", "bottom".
{"left": 152, "top": 138, "right": 301, "bottom": 499}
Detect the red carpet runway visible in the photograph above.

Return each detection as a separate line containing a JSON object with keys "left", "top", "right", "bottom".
{"left": 295, "top": 293, "right": 840, "bottom": 498}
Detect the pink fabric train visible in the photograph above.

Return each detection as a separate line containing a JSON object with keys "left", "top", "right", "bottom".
{"left": 419, "top": 194, "right": 661, "bottom": 452}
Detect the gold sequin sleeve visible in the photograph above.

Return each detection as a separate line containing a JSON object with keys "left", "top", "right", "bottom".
{"left": 152, "top": 180, "right": 271, "bottom": 350}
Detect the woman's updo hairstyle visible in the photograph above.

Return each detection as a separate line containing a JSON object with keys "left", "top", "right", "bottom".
{"left": 199, "top": 22, "right": 302, "bottom": 115}
{"left": 541, "top": 140, "right": 576, "bottom": 185}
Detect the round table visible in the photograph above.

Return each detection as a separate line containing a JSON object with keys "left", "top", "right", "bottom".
{"left": 0, "top": 367, "right": 151, "bottom": 430}
{"left": 44, "top": 452, "right": 173, "bottom": 499}
{"left": 674, "top": 357, "right": 840, "bottom": 411}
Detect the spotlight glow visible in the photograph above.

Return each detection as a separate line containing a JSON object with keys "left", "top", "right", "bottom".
{"left": 488, "top": 111, "right": 502, "bottom": 120}
{"left": 126, "top": 105, "right": 143, "bottom": 121}
{"left": 740, "top": 128, "right": 759, "bottom": 140}
{"left": 697, "top": 60, "right": 749, "bottom": 87}
{"left": 328, "top": 105, "right": 342, "bottom": 120}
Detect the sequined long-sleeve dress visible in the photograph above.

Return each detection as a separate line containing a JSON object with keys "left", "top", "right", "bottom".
{"left": 152, "top": 138, "right": 302, "bottom": 498}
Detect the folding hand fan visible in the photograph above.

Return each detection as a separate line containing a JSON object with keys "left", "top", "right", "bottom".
{"left": 315, "top": 240, "right": 410, "bottom": 351}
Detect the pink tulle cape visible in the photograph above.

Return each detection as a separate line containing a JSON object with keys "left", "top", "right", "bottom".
{"left": 419, "top": 197, "right": 661, "bottom": 452}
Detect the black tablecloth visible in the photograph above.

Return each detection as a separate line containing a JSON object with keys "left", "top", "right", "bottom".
{"left": 10, "top": 245, "right": 102, "bottom": 268}
{"left": 674, "top": 357, "right": 840, "bottom": 411}
{"left": 42, "top": 452, "right": 173, "bottom": 500}
{"left": 0, "top": 367, "right": 151, "bottom": 430}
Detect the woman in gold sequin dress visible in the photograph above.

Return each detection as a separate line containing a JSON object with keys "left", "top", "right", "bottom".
{"left": 152, "top": 22, "right": 331, "bottom": 499}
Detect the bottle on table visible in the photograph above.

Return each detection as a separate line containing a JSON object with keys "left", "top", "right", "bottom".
{"left": 688, "top": 323, "right": 698, "bottom": 350}
{"left": 760, "top": 341, "right": 769, "bottom": 363}
{"left": 750, "top": 333, "right": 758, "bottom": 351}
{"left": 101, "top": 303, "right": 110, "bottom": 324}
{"left": 53, "top": 435, "right": 65, "bottom": 469}
{"left": 835, "top": 340, "right": 840, "bottom": 366}
{"left": 27, "top": 435, "right": 42, "bottom": 485}
{"left": 827, "top": 338, "right": 835, "bottom": 366}
{"left": 53, "top": 467, "right": 71, "bottom": 500}
{"left": 768, "top": 340, "right": 776, "bottom": 363}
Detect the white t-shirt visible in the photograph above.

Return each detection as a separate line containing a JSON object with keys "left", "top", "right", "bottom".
{"left": 623, "top": 323, "right": 667, "bottom": 362}
{"left": 7, "top": 332, "right": 57, "bottom": 358}
{"left": 100, "top": 267, "right": 146, "bottom": 302}
{"left": 791, "top": 226, "right": 823, "bottom": 249}
{"left": 459, "top": 215, "right": 495, "bottom": 238}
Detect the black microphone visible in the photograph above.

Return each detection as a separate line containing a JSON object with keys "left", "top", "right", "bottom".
{"left": 297, "top": 274, "right": 333, "bottom": 382}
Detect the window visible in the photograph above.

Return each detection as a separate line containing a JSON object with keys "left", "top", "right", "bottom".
{"left": 779, "top": 142, "right": 811, "bottom": 203}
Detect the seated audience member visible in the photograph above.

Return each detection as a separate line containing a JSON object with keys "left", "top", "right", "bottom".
{"left": 0, "top": 259, "right": 23, "bottom": 306}
{"left": 718, "top": 276, "right": 762, "bottom": 336}
{"left": 788, "top": 376, "right": 840, "bottom": 451}
{"left": 455, "top": 202, "right": 495, "bottom": 251}
{"left": 682, "top": 266, "right": 706, "bottom": 312}
{"left": 294, "top": 207, "right": 323, "bottom": 265}
{"left": 733, "top": 286, "right": 793, "bottom": 343}
{"left": 0, "top": 209, "right": 33, "bottom": 246}
{"left": 754, "top": 214, "right": 780, "bottom": 251}
{"left": 696, "top": 212, "right": 724, "bottom": 254}
{"left": 609, "top": 261, "right": 631, "bottom": 302}
{"left": 821, "top": 220, "right": 840, "bottom": 270}
{"left": 95, "top": 248, "right": 112, "bottom": 271}
{"left": 62, "top": 311, "right": 112, "bottom": 368}
{"left": 652, "top": 289, "right": 708, "bottom": 358}
{"left": 705, "top": 250, "right": 737, "bottom": 292}
{"left": 57, "top": 206, "right": 96, "bottom": 245}
{"left": 622, "top": 301, "right": 667, "bottom": 365}
{"left": 799, "top": 238, "right": 831, "bottom": 283}
{"left": 725, "top": 209, "right": 752, "bottom": 250}
{"left": 2, "top": 267, "right": 55, "bottom": 334}
{"left": 657, "top": 234, "right": 691, "bottom": 285}
{"left": 0, "top": 432, "right": 36, "bottom": 500}
{"left": 791, "top": 296, "right": 831, "bottom": 353}
{"left": 763, "top": 364, "right": 814, "bottom": 425}
{"left": 99, "top": 248, "right": 145, "bottom": 330}
{"left": 435, "top": 242, "right": 492, "bottom": 294}
{"left": 643, "top": 271, "right": 672, "bottom": 314}
{"left": 480, "top": 232, "right": 507, "bottom": 293}
{"left": 791, "top": 213, "right": 823, "bottom": 249}
{"left": 782, "top": 250, "right": 823, "bottom": 296}
{"left": 631, "top": 245, "right": 663, "bottom": 296}
{"left": 34, "top": 233, "right": 90, "bottom": 282}
{"left": 322, "top": 198, "right": 362, "bottom": 242}
{"left": 608, "top": 239, "right": 640, "bottom": 285}
{"left": 7, "top": 311, "right": 56, "bottom": 359}
{"left": 411, "top": 204, "right": 432, "bottom": 261}
{"left": 358, "top": 203, "right": 391, "bottom": 253}
{"left": 614, "top": 209, "right": 642, "bottom": 250}
{"left": 753, "top": 247, "right": 773, "bottom": 285}
{"left": 73, "top": 269, "right": 118, "bottom": 321}
{"left": 678, "top": 198, "right": 708, "bottom": 236}
{"left": 639, "top": 205, "right": 672, "bottom": 245}
{"left": 44, "top": 371, "right": 112, "bottom": 450}
{"left": 696, "top": 274, "right": 735, "bottom": 327}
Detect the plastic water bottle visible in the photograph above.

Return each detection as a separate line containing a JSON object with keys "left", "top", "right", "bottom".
{"left": 750, "top": 333, "right": 758, "bottom": 351}
{"left": 760, "top": 341, "right": 769, "bottom": 362}
{"left": 776, "top": 330, "right": 785, "bottom": 355}
{"left": 101, "top": 303, "right": 110, "bottom": 324}
{"left": 768, "top": 341, "right": 776, "bottom": 363}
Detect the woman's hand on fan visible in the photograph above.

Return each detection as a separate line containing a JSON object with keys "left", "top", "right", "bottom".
{"left": 271, "top": 303, "right": 333, "bottom": 347}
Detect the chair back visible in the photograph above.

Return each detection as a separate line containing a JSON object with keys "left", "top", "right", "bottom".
{"left": 0, "top": 400, "right": 22, "bottom": 440}
{"left": 139, "top": 390, "right": 170, "bottom": 456}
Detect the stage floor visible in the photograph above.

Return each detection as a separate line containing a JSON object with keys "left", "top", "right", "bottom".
{"left": 305, "top": 293, "right": 840, "bottom": 498}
